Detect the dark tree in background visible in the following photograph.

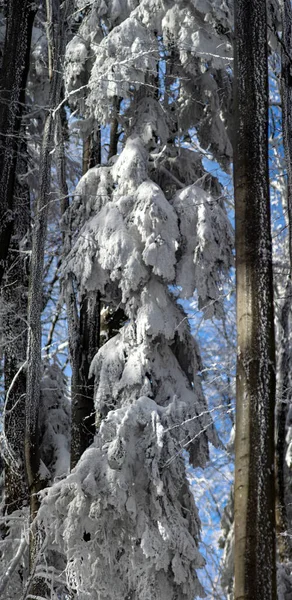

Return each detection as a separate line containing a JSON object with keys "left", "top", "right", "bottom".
{"left": 0, "top": 0, "right": 35, "bottom": 285}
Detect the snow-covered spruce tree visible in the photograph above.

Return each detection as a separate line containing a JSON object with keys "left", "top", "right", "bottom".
{"left": 62, "top": 0, "right": 234, "bottom": 469}
{"left": 40, "top": 139, "right": 233, "bottom": 600}
{"left": 57, "top": 0, "right": 235, "bottom": 473}
{"left": 38, "top": 3, "right": 234, "bottom": 599}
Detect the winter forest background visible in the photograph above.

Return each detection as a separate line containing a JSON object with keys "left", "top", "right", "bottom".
{"left": 0, "top": 0, "right": 291, "bottom": 599}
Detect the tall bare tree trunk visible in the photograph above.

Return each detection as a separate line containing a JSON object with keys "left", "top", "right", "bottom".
{"left": 0, "top": 0, "right": 35, "bottom": 285}
{"left": 108, "top": 97, "right": 121, "bottom": 160}
{"left": 56, "top": 110, "right": 101, "bottom": 470}
{"left": 3, "top": 140, "right": 30, "bottom": 517}
{"left": 69, "top": 137, "right": 101, "bottom": 470}
{"left": 234, "top": 1, "right": 276, "bottom": 599}
{"left": 25, "top": 2, "right": 72, "bottom": 596}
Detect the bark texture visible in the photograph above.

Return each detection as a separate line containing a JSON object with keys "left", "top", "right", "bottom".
{"left": 25, "top": 2, "right": 72, "bottom": 595}
{"left": 0, "top": 0, "right": 35, "bottom": 285}
{"left": 108, "top": 97, "right": 121, "bottom": 160}
{"left": 234, "top": 1, "right": 276, "bottom": 599}
{"left": 3, "top": 143, "right": 30, "bottom": 516}
{"left": 58, "top": 125, "right": 100, "bottom": 470}
{"left": 69, "top": 137, "right": 101, "bottom": 470}
{"left": 69, "top": 289, "right": 100, "bottom": 469}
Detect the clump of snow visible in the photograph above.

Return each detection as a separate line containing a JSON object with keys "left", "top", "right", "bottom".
{"left": 86, "top": 17, "right": 158, "bottom": 122}
{"left": 39, "top": 362, "right": 70, "bottom": 480}
{"left": 40, "top": 396, "right": 206, "bottom": 600}
{"left": 172, "top": 184, "right": 233, "bottom": 316}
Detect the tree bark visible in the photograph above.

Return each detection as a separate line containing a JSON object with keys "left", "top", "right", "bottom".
{"left": 108, "top": 96, "right": 121, "bottom": 160}
{"left": 25, "top": 2, "right": 72, "bottom": 595}
{"left": 70, "top": 291, "right": 100, "bottom": 468}
{"left": 3, "top": 140, "right": 30, "bottom": 517}
{"left": 234, "top": 1, "right": 277, "bottom": 599}
{"left": 69, "top": 137, "right": 101, "bottom": 470}
{"left": 57, "top": 114, "right": 100, "bottom": 469}
{"left": 0, "top": 0, "right": 36, "bottom": 285}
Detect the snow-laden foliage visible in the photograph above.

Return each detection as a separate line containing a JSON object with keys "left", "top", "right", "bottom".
{"left": 39, "top": 362, "right": 71, "bottom": 481}
{"left": 65, "top": 0, "right": 234, "bottom": 164}
{"left": 40, "top": 398, "right": 206, "bottom": 600}
{"left": 0, "top": 508, "right": 29, "bottom": 600}
{"left": 39, "top": 78, "right": 233, "bottom": 597}
{"left": 64, "top": 127, "right": 233, "bottom": 313}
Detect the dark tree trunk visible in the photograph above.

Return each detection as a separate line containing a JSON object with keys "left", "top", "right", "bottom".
{"left": 56, "top": 113, "right": 100, "bottom": 470}
{"left": 69, "top": 136, "right": 101, "bottom": 470}
{"left": 3, "top": 140, "right": 30, "bottom": 517}
{"left": 70, "top": 291, "right": 100, "bottom": 469}
{"left": 0, "top": 0, "right": 36, "bottom": 285}
{"left": 25, "top": 2, "right": 72, "bottom": 595}
{"left": 108, "top": 97, "right": 121, "bottom": 160}
{"left": 233, "top": 1, "right": 277, "bottom": 599}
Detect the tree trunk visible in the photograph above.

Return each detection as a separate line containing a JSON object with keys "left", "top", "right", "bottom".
{"left": 25, "top": 2, "right": 72, "bottom": 595}
{"left": 108, "top": 97, "right": 121, "bottom": 160}
{"left": 70, "top": 291, "right": 100, "bottom": 468}
{"left": 3, "top": 140, "right": 30, "bottom": 517}
{"left": 57, "top": 114, "right": 100, "bottom": 469}
{"left": 234, "top": 1, "right": 277, "bottom": 599}
{"left": 0, "top": 0, "right": 35, "bottom": 285}
{"left": 69, "top": 137, "right": 101, "bottom": 470}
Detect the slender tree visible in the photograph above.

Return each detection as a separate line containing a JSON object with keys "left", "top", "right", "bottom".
{"left": 3, "top": 141, "right": 30, "bottom": 517}
{"left": 66, "top": 133, "right": 101, "bottom": 470}
{"left": 25, "top": 1, "right": 72, "bottom": 595}
{"left": 0, "top": 0, "right": 36, "bottom": 285}
{"left": 234, "top": 1, "right": 277, "bottom": 599}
